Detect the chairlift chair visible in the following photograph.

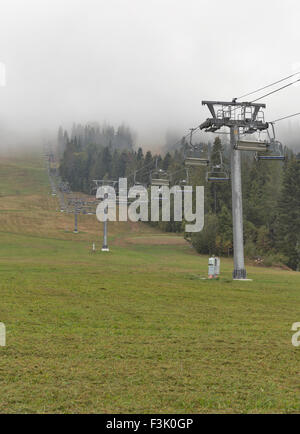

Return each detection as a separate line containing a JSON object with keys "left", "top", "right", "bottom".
{"left": 235, "top": 139, "right": 269, "bottom": 152}
{"left": 181, "top": 168, "right": 193, "bottom": 192}
{"left": 172, "top": 178, "right": 193, "bottom": 194}
{"left": 181, "top": 182, "right": 193, "bottom": 193}
{"left": 207, "top": 169, "right": 230, "bottom": 183}
{"left": 127, "top": 179, "right": 149, "bottom": 204}
{"left": 129, "top": 181, "right": 149, "bottom": 205}
{"left": 185, "top": 149, "right": 209, "bottom": 167}
{"left": 184, "top": 129, "right": 209, "bottom": 167}
{"left": 150, "top": 169, "right": 170, "bottom": 187}
{"left": 206, "top": 151, "right": 230, "bottom": 183}
{"left": 256, "top": 152, "right": 285, "bottom": 162}
{"left": 150, "top": 168, "right": 170, "bottom": 201}
{"left": 255, "top": 123, "right": 285, "bottom": 161}
{"left": 132, "top": 171, "right": 148, "bottom": 189}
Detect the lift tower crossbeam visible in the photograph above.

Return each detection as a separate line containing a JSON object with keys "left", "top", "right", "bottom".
{"left": 200, "top": 100, "right": 269, "bottom": 280}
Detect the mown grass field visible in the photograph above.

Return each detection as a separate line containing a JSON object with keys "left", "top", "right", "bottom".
{"left": 0, "top": 148, "right": 299, "bottom": 413}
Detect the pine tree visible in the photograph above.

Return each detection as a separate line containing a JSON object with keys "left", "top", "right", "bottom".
{"left": 163, "top": 152, "right": 172, "bottom": 171}
{"left": 276, "top": 157, "right": 300, "bottom": 270}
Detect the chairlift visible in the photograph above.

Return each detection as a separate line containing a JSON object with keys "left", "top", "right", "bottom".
{"left": 184, "top": 129, "right": 209, "bottom": 167}
{"left": 234, "top": 124, "right": 271, "bottom": 151}
{"left": 127, "top": 181, "right": 149, "bottom": 204}
{"left": 180, "top": 168, "right": 193, "bottom": 192}
{"left": 132, "top": 171, "right": 148, "bottom": 189}
{"left": 235, "top": 139, "right": 269, "bottom": 152}
{"left": 151, "top": 172, "right": 170, "bottom": 200}
{"left": 129, "top": 180, "right": 148, "bottom": 204}
{"left": 169, "top": 168, "right": 191, "bottom": 193}
{"left": 180, "top": 181, "right": 193, "bottom": 193}
{"left": 206, "top": 152, "right": 230, "bottom": 183}
{"left": 179, "top": 178, "right": 187, "bottom": 188}
{"left": 150, "top": 169, "right": 170, "bottom": 187}
{"left": 171, "top": 181, "right": 192, "bottom": 194}
{"left": 255, "top": 123, "right": 285, "bottom": 161}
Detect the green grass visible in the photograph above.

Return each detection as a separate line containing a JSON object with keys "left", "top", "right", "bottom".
{"left": 0, "top": 150, "right": 299, "bottom": 413}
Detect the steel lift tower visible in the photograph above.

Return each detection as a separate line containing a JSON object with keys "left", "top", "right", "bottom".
{"left": 93, "top": 180, "right": 118, "bottom": 252}
{"left": 200, "top": 100, "right": 269, "bottom": 279}
{"left": 67, "top": 198, "right": 87, "bottom": 233}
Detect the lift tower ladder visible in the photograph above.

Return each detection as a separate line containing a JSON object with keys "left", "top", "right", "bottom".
{"left": 200, "top": 100, "right": 269, "bottom": 280}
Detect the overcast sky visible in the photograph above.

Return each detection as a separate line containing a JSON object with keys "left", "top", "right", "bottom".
{"left": 0, "top": 0, "right": 300, "bottom": 148}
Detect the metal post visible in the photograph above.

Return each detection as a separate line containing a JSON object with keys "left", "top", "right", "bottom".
{"left": 230, "top": 126, "right": 247, "bottom": 279}
{"left": 214, "top": 183, "right": 217, "bottom": 214}
{"left": 102, "top": 193, "right": 109, "bottom": 252}
{"left": 74, "top": 211, "right": 78, "bottom": 233}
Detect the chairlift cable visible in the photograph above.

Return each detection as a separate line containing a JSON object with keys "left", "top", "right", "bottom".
{"left": 236, "top": 71, "right": 300, "bottom": 100}
{"left": 230, "top": 77, "right": 300, "bottom": 121}
{"left": 228, "top": 78, "right": 300, "bottom": 129}
{"left": 251, "top": 78, "right": 300, "bottom": 103}
{"left": 271, "top": 112, "right": 300, "bottom": 123}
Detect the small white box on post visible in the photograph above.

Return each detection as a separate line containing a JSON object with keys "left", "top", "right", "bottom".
{"left": 208, "top": 256, "right": 220, "bottom": 279}
{"left": 0, "top": 323, "right": 6, "bottom": 347}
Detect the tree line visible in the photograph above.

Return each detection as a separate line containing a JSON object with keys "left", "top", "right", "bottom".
{"left": 58, "top": 123, "right": 300, "bottom": 271}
